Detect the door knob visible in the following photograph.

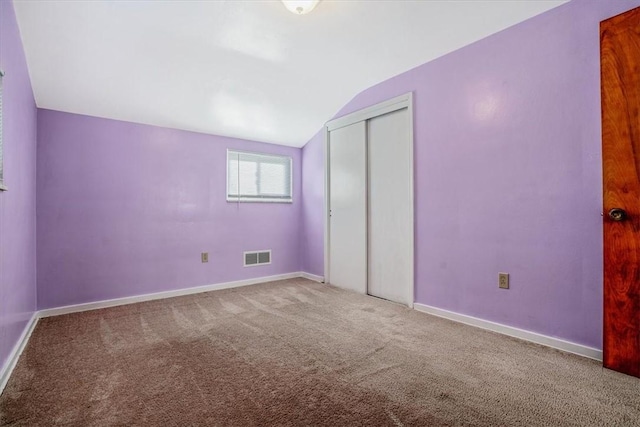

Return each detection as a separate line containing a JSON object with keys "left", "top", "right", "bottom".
{"left": 608, "top": 208, "right": 626, "bottom": 221}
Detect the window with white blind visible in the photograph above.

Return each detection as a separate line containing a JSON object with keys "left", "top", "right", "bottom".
{"left": 227, "top": 150, "right": 292, "bottom": 203}
{"left": 0, "top": 69, "right": 5, "bottom": 191}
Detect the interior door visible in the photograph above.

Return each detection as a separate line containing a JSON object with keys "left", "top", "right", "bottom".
{"left": 601, "top": 6, "right": 640, "bottom": 378}
{"left": 367, "top": 108, "right": 413, "bottom": 306}
{"left": 328, "top": 122, "right": 367, "bottom": 294}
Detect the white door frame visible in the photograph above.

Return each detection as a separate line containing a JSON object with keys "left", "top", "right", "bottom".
{"left": 324, "top": 92, "right": 415, "bottom": 307}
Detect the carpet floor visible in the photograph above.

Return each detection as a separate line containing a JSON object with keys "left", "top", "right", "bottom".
{"left": 1, "top": 278, "right": 639, "bottom": 426}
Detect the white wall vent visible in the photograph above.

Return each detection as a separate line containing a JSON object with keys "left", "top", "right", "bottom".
{"left": 244, "top": 250, "right": 271, "bottom": 267}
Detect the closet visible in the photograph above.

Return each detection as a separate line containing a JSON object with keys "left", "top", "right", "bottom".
{"left": 324, "top": 93, "right": 414, "bottom": 307}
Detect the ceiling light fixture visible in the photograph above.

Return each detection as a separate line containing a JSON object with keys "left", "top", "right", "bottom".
{"left": 281, "top": 0, "right": 320, "bottom": 15}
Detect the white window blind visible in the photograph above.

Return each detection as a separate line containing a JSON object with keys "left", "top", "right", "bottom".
{"left": 0, "top": 70, "right": 4, "bottom": 190}
{"left": 227, "top": 150, "right": 292, "bottom": 203}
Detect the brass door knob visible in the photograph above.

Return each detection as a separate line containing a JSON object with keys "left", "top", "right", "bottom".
{"left": 608, "top": 208, "right": 627, "bottom": 221}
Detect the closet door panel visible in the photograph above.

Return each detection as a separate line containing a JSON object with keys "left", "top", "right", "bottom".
{"left": 368, "top": 108, "right": 413, "bottom": 306}
{"left": 328, "top": 122, "right": 367, "bottom": 294}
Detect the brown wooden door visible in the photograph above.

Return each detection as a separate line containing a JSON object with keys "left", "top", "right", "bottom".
{"left": 601, "top": 6, "right": 640, "bottom": 378}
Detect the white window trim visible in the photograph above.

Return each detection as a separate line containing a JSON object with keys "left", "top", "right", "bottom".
{"left": 226, "top": 149, "right": 293, "bottom": 204}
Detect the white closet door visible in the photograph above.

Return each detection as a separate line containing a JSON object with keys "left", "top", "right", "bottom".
{"left": 367, "top": 108, "right": 413, "bottom": 306}
{"left": 328, "top": 122, "right": 367, "bottom": 294}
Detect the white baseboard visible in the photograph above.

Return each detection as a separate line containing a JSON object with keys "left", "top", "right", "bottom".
{"left": 299, "top": 272, "right": 324, "bottom": 283}
{"left": 39, "top": 272, "right": 304, "bottom": 318}
{"left": 0, "top": 313, "right": 39, "bottom": 395}
{"left": 413, "top": 303, "right": 602, "bottom": 361}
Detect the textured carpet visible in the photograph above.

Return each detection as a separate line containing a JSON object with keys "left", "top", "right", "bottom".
{"left": 1, "top": 278, "right": 639, "bottom": 426}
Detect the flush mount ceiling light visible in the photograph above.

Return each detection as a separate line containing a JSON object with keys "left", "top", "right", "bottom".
{"left": 281, "top": 0, "right": 320, "bottom": 15}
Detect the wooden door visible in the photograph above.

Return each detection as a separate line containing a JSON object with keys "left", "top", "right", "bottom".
{"left": 601, "top": 6, "right": 640, "bottom": 378}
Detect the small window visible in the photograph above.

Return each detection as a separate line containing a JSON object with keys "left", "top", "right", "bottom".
{"left": 0, "top": 69, "right": 5, "bottom": 191}
{"left": 227, "top": 150, "right": 292, "bottom": 203}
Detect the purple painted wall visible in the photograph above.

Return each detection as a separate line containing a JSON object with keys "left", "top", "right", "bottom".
{"left": 301, "top": 0, "right": 640, "bottom": 350}
{"left": 0, "top": 0, "right": 38, "bottom": 372}
{"left": 37, "top": 110, "right": 301, "bottom": 309}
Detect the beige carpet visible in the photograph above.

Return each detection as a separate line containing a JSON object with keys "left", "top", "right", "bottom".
{"left": 1, "top": 278, "right": 639, "bottom": 426}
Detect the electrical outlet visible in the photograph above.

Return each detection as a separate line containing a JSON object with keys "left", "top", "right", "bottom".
{"left": 201, "top": 252, "right": 209, "bottom": 263}
{"left": 499, "top": 272, "right": 509, "bottom": 289}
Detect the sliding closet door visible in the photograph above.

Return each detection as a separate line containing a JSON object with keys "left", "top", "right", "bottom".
{"left": 328, "top": 122, "right": 367, "bottom": 294}
{"left": 367, "top": 108, "right": 413, "bottom": 306}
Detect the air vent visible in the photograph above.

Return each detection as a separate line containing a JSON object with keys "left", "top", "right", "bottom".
{"left": 244, "top": 250, "right": 271, "bottom": 267}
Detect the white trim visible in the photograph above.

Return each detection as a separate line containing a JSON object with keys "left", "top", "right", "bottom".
{"left": 226, "top": 198, "right": 293, "bottom": 204}
{"left": 326, "top": 93, "right": 412, "bottom": 132}
{"left": 38, "top": 272, "right": 302, "bottom": 318}
{"left": 406, "top": 93, "right": 415, "bottom": 309}
{"left": 323, "top": 126, "right": 330, "bottom": 286}
{"left": 413, "top": 303, "right": 602, "bottom": 361}
{"left": 324, "top": 92, "right": 415, "bottom": 309}
{"left": 0, "top": 313, "right": 39, "bottom": 395}
{"left": 300, "top": 272, "right": 324, "bottom": 283}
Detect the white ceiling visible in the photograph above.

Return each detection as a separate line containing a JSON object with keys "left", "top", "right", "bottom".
{"left": 14, "top": 0, "right": 567, "bottom": 148}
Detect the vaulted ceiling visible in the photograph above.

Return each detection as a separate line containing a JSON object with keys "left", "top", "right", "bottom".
{"left": 14, "top": 0, "right": 566, "bottom": 147}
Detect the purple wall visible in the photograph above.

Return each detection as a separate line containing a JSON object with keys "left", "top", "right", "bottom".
{"left": 0, "top": 1, "right": 38, "bottom": 372}
{"left": 301, "top": 0, "right": 640, "bottom": 350}
{"left": 37, "top": 110, "right": 301, "bottom": 309}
